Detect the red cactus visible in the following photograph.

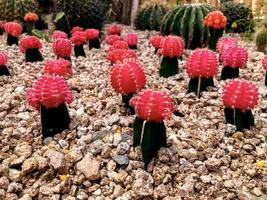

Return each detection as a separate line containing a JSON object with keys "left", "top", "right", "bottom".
{"left": 44, "top": 59, "right": 72, "bottom": 77}
{"left": 262, "top": 55, "right": 267, "bottom": 71}
{"left": 85, "top": 28, "right": 100, "bottom": 40}
{"left": 52, "top": 31, "right": 68, "bottom": 40}
{"left": 222, "top": 79, "right": 259, "bottom": 111}
{"left": 221, "top": 46, "right": 248, "bottom": 68}
{"left": 0, "top": 51, "right": 8, "bottom": 66}
{"left": 27, "top": 75, "right": 73, "bottom": 110}
{"left": 124, "top": 33, "right": 138, "bottom": 46}
{"left": 107, "top": 49, "right": 137, "bottom": 64}
{"left": 19, "top": 36, "right": 42, "bottom": 53}
{"left": 24, "top": 12, "right": 39, "bottom": 22}
{"left": 204, "top": 11, "right": 227, "bottom": 29}
{"left": 70, "top": 31, "right": 87, "bottom": 45}
{"left": 186, "top": 48, "right": 218, "bottom": 78}
{"left": 4, "top": 22, "right": 23, "bottom": 37}
{"left": 71, "top": 26, "right": 84, "bottom": 35}
{"left": 105, "top": 35, "right": 123, "bottom": 45}
{"left": 110, "top": 59, "right": 146, "bottom": 95}
{"left": 53, "top": 38, "right": 72, "bottom": 57}
{"left": 150, "top": 35, "right": 164, "bottom": 49}
{"left": 161, "top": 35, "right": 184, "bottom": 58}
{"left": 130, "top": 89, "right": 176, "bottom": 122}
{"left": 108, "top": 40, "right": 129, "bottom": 52}
{"left": 107, "top": 24, "right": 122, "bottom": 35}
{"left": 216, "top": 37, "right": 238, "bottom": 54}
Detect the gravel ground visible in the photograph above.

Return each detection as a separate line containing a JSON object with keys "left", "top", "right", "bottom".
{"left": 0, "top": 26, "right": 266, "bottom": 200}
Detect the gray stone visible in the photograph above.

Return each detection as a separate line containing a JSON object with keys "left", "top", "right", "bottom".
{"left": 204, "top": 158, "right": 221, "bottom": 171}
{"left": 112, "top": 155, "right": 129, "bottom": 165}
{"left": 117, "top": 142, "right": 130, "bottom": 155}
{"left": 18, "top": 194, "right": 32, "bottom": 200}
{"left": 7, "top": 182, "right": 23, "bottom": 193}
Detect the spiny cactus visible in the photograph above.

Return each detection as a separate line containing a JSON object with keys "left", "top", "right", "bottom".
{"left": 186, "top": 48, "right": 218, "bottom": 97}
{"left": 150, "top": 35, "right": 164, "bottom": 54}
{"left": 85, "top": 28, "right": 100, "bottom": 49}
{"left": 160, "top": 35, "right": 184, "bottom": 77}
{"left": 44, "top": 58, "right": 72, "bottom": 77}
{"left": 130, "top": 89, "right": 176, "bottom": 169}
{"left": 24, "top": 12, "right": 39, "bottom": 35}
{"left": 222, "top": 79, "right": 259, "bottom": 131}
{"left": 19, "top": 36, "right": 43, "bottom": 62}
{"left": 220, "top": 45, "right": 248, "bottom": 80}
{"left": 52, "top": 30, "right": 68, "bottom": 41}
{"left": 27, "top": 75, "right": 73, "bottom": 138}
{"left": 135, "top": 1, "right": 168, "bottom": 31}
{"left": 70, "top": 31, "right": 87, "bottom": 57}
{"left": 4, "top": 22, "right": 23, "bottom": 46}
{"left": 108, "top": 40, "right": 129, "bottom": 51}
{"left": 105, "top": 35, "right": 123, "bottom": 45}
{"left": 161, "top": 4, "right": 214, "bottom": 49}
{"left": 71, "top": 26, "right": 84, "bottom": 35}
{"left": 107, "top": 49, "right": 137, "bottom": 64}
{"left": 255, "top": 22, "right": 267, "bottom": 53}
{"left": 110, "top": 59, "right": 146, "bottom": 113}
{"left": 262, "top": 55, "right": 267, "bottom": 86}
{"left": 107, "top": 23, "right": 122, "bottom": 35}
{"left": 0, "top": 51, "right": 10, "bottom": 76}
{"left": 124, "top": 33, "right": 138, "bottom": 49}
{"left": 216, "top": 36, "right": 238, "bottom": 55}
{"left": 53, "top": 38, "right": 72, "bottom": 61}
{"left": 204, "top": 10, "right": 227, "bottom": 50}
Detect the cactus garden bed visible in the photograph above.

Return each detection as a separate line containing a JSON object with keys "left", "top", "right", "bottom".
{"left": 0, "top": 26, "right": 266, "bottom": 199}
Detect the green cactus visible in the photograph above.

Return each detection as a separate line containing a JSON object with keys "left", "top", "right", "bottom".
{"left": 0, "top": 0, "right": 38, "bottom": 22}
{"left": 135, "top": 2, "right": 168, "bottom": 31}
{"left": 160, "top": 4, "right": 214, "bottom": 49}
{"left": 255, "top": 22, "right": 267, "bottom": 53}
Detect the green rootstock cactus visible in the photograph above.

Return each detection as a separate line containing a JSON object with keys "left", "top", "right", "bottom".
{"left": 130, "top": 90, "right": 176, "bottom": 169}
{"left": 160, "top": 4, "right": 214, "bottom": 49}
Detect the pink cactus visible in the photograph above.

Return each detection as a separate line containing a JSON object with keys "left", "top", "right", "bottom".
{"left": 107, "top": 24, "right": 122, "bottom": 35}
{"left": 4, "top": 22, "right": 22, "bottom": 37}
{"left": 107, "top": 49, "right": 137, "bottom": 64}
{"left": 44, "top": 59, "right": 72, "bottom": 77}
{"left": 71, "top": 26, "right": 84, "bottom": 35}
{"left": 70, "top": 31, "right": 87, "bottom": 45}
{"left": 19, "top": 36, "right": 42, "bottom": 53}
{"left": 161, "top": 35, "right": 184, "bottom": 58}
{"left": 221, "top": 46, "right": 248, "bottom": 68}
{"left": 105, "top": 35, "right": 123, "bottom": 45}
{"left": 124, "top": 33, "right": 138, "bottom": 49}
{"left": 0, "top": 51, "right": 8, "bottom": 66}
{"left": 53, "top": 38, "right": 72, "bottom": 58}
{"left": 85, "top": 28, "right": 100, "bottom": 40}
{"left": 52, "top": 31, "right": 68, "bottom": 41}
{"left": 216, "top": 37, "right": 238, "bottom": 55}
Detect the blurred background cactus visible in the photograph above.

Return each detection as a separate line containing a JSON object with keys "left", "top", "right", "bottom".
{"left": 255, "top": 21, "right": 267, "bottom": 53}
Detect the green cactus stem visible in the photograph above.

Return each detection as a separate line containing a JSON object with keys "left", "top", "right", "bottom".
{"left": 122, "top": 93, "right": 135, "bottom": 114}
{"left": 25, "top": 22, "right": 35, "bottom": 35}
{"left": 160, "top": 56, "right": 178, "bottom": 78}
{"left": 265, "top": 73, "right": 267, "bottom": 86}
{"left": 133, "top": 117, "right": 166, "bottom": 169}
{"left": 41, "top": 103, "right": 71, "bottom": 138}
{"left": 0, "top": 28, "right": 3, "bottom": 35}
{"left": 129, "top": 45, "right": 137, "bottom": 50}
{"left": 154, "top": 48, "right": 158, "bottom": 54}
{"left": 89, "top": 38, "right": 100, "bottom": 49}
{"left": 7, "top": 34, "right": 18, "bottom": 46}
{"left": 74, "top": 44, "right": 86, "bottom": 57}
{"left": 188, "top": 77, "right": 214, "bottom": 98}
{"left": 208, "top": 28, "right": 223, "bottom": 50}
{"left": 25, "top": 48, "right": 43, "bottom": 62}
{"left": 221, "top": 66, "right": 239, "bottom": 80}
{"left": 224, "top": 107, "right": 254, "bottom": 131}
{"left": 0, "top": 65, "right": 10, "bottom": 76}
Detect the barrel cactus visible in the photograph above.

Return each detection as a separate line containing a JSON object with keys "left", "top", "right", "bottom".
{"left": 160, "top": 4, "right": 214, "bottom": 49}
{"left": 255, "top": 22, "right": 267, "bottom": 53}
{"left": 135, "top": 1, "right": 168, "bottom": 31}
{"left": 0, "top": 0, "right": 38, "bottom": 22}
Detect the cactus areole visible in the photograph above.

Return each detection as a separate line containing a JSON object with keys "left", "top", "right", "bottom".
{"left": 110, "top": 59, "right": 146, "bottom": 113}
{"left": 27, "top": 75, "right": 73, "bottom": 138}
{"left": 130, "top": 90, "right": 176, "bottom": 169}
{"left": 0, "top": 51, "right": 10, "bottom": 76}
{"left": 4, "top": 22, "right": 23, "bottom": 46}
{"left": 222, "top": 79, "right": 259, "bottom": 131}
{"left": 85, "top": 28, "right": 100, "bottom": 49}
{"left": 186, "top": 48, "right": 218, "bottom": 97}
{"left": 19, "top": 36, "right": 43, "bottom": 62}
{"left": 160, "top": 35, "right": 184, "bottom": 78}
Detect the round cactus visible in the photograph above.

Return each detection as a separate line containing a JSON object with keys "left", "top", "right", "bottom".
{"left": 160, "top": 35, "right": 184, "bottom": 77}
{"left": 70, "top": 31, "right": 87, "bottom": 57}
{"left": 52, "top": 31, "right": 68, "bottom": 41}
{"left": 85, "top": 28, "right": 100, "bottom": 49}
{"left": 107, "top": 49, "right": 137, "bottom": 64}
{"left": 150, "top": 35, "right": 164, "bottom": 54}
{"left": 27, "top": 75, "right": 73, "bottom": 137}
{"left": 216, "top": 36, "right": 238, "bottom": 55}
{"left": 107, "top": 24, "right": 122, "bottom": 35}
{"left": 108, "top": 40, "right": 129, "bottom": 52}
{"left": 0, "top": 51, "right": 10, "bottom": 76}
{"left": 105, "top": 35, "right": 123, "bottom": 45}
{"left": 53, "top": 38, "right": 72, "bottom": 60}
{"left": 130, "top": 89, "right": 176, "bottom": 168}
{"left": 220, "top": 45, "right": 248, "bottom": 80}
{"left": 222, "top": 79, "right": 259, "bottom": 131}
{"left": 262, "top": 55, "right": 267, "bottom": 86}
{"left": 124, "top": 33, "right": 138, "bottom": 49}
{"left": 204, "top": 11, "right": 227, "bottom": 50}
{"left": 186, "top": 48, "right": 218, "bottom": 97}
{"left": 19, "top": 36, "right": 43, "bottom": 62}
{"left": 44, "top": 58, "right": 73, "bottom": 77}
{"left": 71, "top": 26, "right": 84, "bottom": 35}
{"left": 4, "top": 22, "right": 23, "bottom": 46}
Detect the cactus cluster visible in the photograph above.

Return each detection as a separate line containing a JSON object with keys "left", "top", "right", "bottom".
{"left": 19, "top": 36, "right": 43, "bottom": 62}
{"left": 161, "top": 4, "right": 214, "bottom": 49}
{"left": 0, "top": 51, "right": 10, "bottom": 76}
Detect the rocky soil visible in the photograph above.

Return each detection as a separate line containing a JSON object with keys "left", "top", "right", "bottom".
{"left": 0, "top": 26, "right": 266, "bottom": 200}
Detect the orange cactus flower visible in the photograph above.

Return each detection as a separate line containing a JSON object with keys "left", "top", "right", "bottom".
{"left": 204, "top": 11, "right": 227, "bottom": 29}
{"left": 24, "top": 12, "right": 39, "bottom": 22}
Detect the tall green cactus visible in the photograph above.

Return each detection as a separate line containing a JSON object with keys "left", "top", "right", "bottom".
{"left": 255, "top": 22, "right": 267, "bottom": 53}
{"left": 135, "top": 2, "right": 168, "bottom": 31}
{"left": 0, "top": 0, "right": 38, "bottom": 22}
{"left": 160, "top": 4, "right": 214, "bottom": 49}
